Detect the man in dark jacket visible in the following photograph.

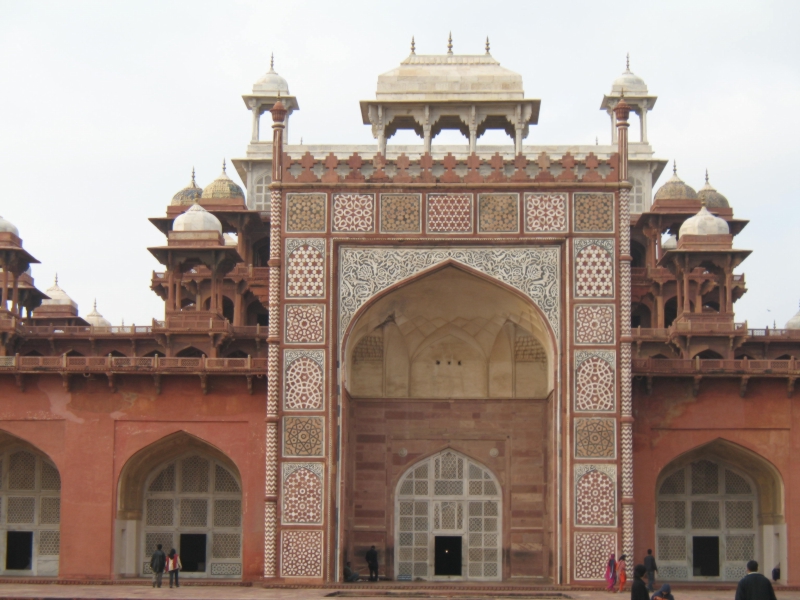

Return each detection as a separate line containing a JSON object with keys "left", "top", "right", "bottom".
{"left": 150, "top": 543, "right": 166, "bottom": 588}
{"left": 643, "top": 549, "right": 658, "bottom": 592}
{"left": 735, "top": 560, "right": 777, "bottom": 600}
{"left": 365, "top": 545, "right": 378, "bottom": 582}
{"left": 630, "top": 564, "right": 650, "bottom": 600}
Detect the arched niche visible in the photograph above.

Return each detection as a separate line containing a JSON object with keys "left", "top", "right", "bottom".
{"left": 344, "top": 265, "right": 553, "bottom": 399}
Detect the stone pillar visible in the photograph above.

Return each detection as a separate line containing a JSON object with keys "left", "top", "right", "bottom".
{"left": 251, "top": 106, "right": 260, "bottom": 142}
{"left": 640, "top": 101, "right": 649, "bottom": 143}
{"left": 423, "top": 105, "right": 432, "bottom": 154}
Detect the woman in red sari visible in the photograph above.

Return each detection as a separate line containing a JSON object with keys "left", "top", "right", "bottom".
{"left": 616, "top": 554, "right": 627, "bottom": 592}
{"left": 604, "top": 553, "right": 617, "bottom": 591}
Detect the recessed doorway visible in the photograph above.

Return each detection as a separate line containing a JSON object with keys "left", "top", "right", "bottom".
{"left": 693, "top": 536, "right": 720, "bottom": 577}
{"left": 180, "top": 533, "right": 207, "bottom": 573}
{"left": 6, "top": 531, "right": 32, "bottom": 570}
{"left": 435, "top": 536, "right": 462, "bottom": 576}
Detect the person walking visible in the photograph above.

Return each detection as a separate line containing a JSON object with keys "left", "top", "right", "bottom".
{"left": 735, "top": 560, "right": 777, "bottom": 600}
{"left": 165, "top": 548, "right": 182, "bottom": 588}
{"left": 644, "top": 549, "right": 658, "bottom": 592}
{"left": 651, "top": 583, "right": 674, "bottom": 600}
{"left": 630, "top": 564, "right": 650, "bottom": 600}
{"left": 149, "top": 544, "right": 166, "bottom": 588}
{"left": 605, "top": 553, "right": 617, "bottom": 591}
{"left": 365, "top": 545, "right": 379, "bottom": 582}
{"left": 344, "top": 561, "right": 360, "bottom": 582}
{"left": 616, "top": 554, "right": 627, "bottom": 593}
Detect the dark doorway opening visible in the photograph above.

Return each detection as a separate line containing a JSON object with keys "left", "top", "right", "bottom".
{"left": 434, "top": 536, "right": 462, "bottom": 576}
{"left": 6, "top": 531, "right": 33, "bottom": 570}
{"left": 180, "top": 533, "right": 207, "bottom": 573}
{"left": 693, "top": 536, "right": 720, "bottom": 576}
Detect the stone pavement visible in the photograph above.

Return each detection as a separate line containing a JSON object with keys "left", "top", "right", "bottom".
{"left": 0, "top": 582, "right": 795, "bottom": 600}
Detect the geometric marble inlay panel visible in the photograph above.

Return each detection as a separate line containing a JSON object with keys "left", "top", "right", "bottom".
{"left": 574, "top": 192, "right": 614, "bottom": 233}
{"left": 380, "top": 194, "right": 422, "bottom": 233}
{"left": 333, "top": 193, "right": 375, "bottom": 233}
{"left": 478, "top": 193, "right": 519, "bottom": 233}
{"left": 574, "top": 304, "right": 615, "bottom": 345}
{"left": 574, "top": 532, "right": 617, "bottom": 580}
{"left": 574, "top": 239, "right": 614, "bottom": 299}
{"left": 285, "top": 304, "right": 325, "bottom": 344}
{"left": 284, "top": 350, "right": 324, "bottom": 411}
{"left": 281, "top": 463, "right": 323, "bottom": 525}
{"left": 574, "top": 418, "right": 616, "bottom": 458}
{"left": 524, "top": 193, "right": 567, "bottom": 233}
{"left": 286, "top": 239, "right": 325, "bottom": 299}
{"left": 574, "top": 350, "right": 616, "bottom": 412}
{"left": 426, "top": 193, "right": 473, "bottom": 233}
{"left": 280, "top": 530, "right": 323, "bottom": 578}
{"left": 286, "top": 193, "right": 327, "bottom": 233}
{"left": 575, "top": 464, "right": 617, "bottom": 527}
{"left": 283, "top": 417, "right": 324, "bottom": 457}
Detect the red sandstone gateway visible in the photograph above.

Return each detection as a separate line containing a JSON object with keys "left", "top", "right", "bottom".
{"left": 0, "top": 40, "right": 796, "bottom": 587}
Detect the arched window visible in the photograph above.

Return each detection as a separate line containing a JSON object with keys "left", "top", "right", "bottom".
{"left": 252, "top": 173, "right": 271, "bottom": 211}
{"left": 395, "top": 450, "right": 501, "bottom": 581}
{"left": 142, "top": 454, "right": 242, "bottom": 578}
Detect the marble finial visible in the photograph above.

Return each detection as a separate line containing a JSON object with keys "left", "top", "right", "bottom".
{"left": 270, "top": 53, "right": 274, "bottom": 70}
{"left": 626, "top": 52, "right": 630, "bottom": 71}
{"left": 93, "top": 299, "right": 97, "bottom": 311}
{"left": 673, "top": 160, "right": 677, "bottom": 175}
{"left": 705, "top": 169, "right": 709, "bottom": 184}
{"left": 222, "top": 159, "right": 227, "bottom": 173}
{"left": 485, "top": 36, "right": 490, "bottom": 54}
{"left": 54, "top": 273, "right": 58, "bottom": 286}
{"left": 596, "top": 137, "right": 599, "bottom": 145}
{"left": 447, "top": 32, "right": 453, "bottom": 54}
{"left": 191, "top": 167, "right": 196, "bottom": 186}
{"left": 411, "top": 36, "right": 415, "bottom": 54}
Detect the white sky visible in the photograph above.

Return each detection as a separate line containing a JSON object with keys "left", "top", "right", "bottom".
{"left": 1, "top": 0, "right": 798, "bottom": 328}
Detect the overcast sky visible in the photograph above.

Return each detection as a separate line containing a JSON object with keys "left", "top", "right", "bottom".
{"left": 1, "top": 0, "right": 798, "bottom": 328}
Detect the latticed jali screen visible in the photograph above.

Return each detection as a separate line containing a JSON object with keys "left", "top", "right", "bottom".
{"left": 142, "top": 455, "right": 242, "bottom": 577}
{"left": 656, "top": 460, "right": 757, "bottom": 581}
{"left": 396, "top": 451, "right": 502, "bottom": 581}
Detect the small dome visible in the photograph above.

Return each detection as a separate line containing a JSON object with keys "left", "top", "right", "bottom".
{"left": 654, "top": 162, "right": 698, "bottom": 201}
{"left": 201, "top": 161, "right": 244, "bottom": 200}
{"left": 0, "top": 215, "right": 19, "bottom": 236}
{"left": 611, "top": 56, "right": 648, "bottom": 96}
{"left": 697, "top": 171, "right": 730, "bottom": 209}
{"left": 663, "top": 234, "right": 678, "bottom": 250}
{"left": 171, "top": 168, "right": 203, "bottom": 206}
{"left": 253, "top": 55, "right": 290, "bottom": 96}
{"left": 786, "top": 305, "right": 800, "bottom": 330}
{"left": 42, "top": 275, "right": 77, "bottom": 307}
{"left": 174, "top": 203, "right": 223, "bottom": 233}
{"left": 85, "top": 300, "right": 111, "bottom": 327}
{"left": 680, "top": 206, "right": 730, "bottom": 237}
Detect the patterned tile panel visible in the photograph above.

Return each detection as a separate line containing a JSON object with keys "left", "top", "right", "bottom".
{"left": 281, "top": 463, "right": 324, "bottom": 524}
{"left": 283, "top": 417, "right": 324, "bottom": 457}
{"left": 263, "top": 501, "right": 277, "bottom": 577}
{"left": 280, "top": 530, "right": 323, "bottom": 577}
{"left": 285, "top": 304, "right": 325, "bottom": 344}
{"left": 574, "top": 239, "right": 615, "bottom": 298}
{"left": 286, "top": 239, "right": 325, "bottom": 298}
{"left": 574, "top": 192, "right": 614, "bottom": 233}
{"left": 333, "top": 193, "right": 375, "bottom": 233}
{"left": 478, "top": 193, "right": 519, "bottom": 233}
{"left": 575, "top": 465, "right": 617, "bottom": 526}
{"left": 284, "top": 350, "right": 324, "bottom": 411}
{"left": 574, "top": 305, "right": 615, "bottom": 345}
{"left": 574, "top": 418, "right": 616, "bottom": 458}
{"left": 380, "top": 194, "right": 421, "bottom": 233}
{"left": 524, "top": 193, "right": 567, "bottom": 233}
{"left": 426, "top": 193, "right": 473, "bottom": 233}
{"left": 286, "top": 193, "right": 327, "bottom": 233}
{"left": 574, "top": 350, "right": 616, "bottom": 412}
{"left": 574, "top": 532, "right": 617, "bottom": 580}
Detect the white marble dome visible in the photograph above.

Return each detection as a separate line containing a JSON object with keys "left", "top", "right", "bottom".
{"left": 786, "top": 306, "right": 800, "bottom": 330}
{"left": 85, "top": 300, "right": 111, "bottom": 327}
{"left": 663, "top": 234, "right": 678, "bottom": 250}
{"left": 42, "top": 276, "right": 77, "bottom": 307}
{"left": 0, "top": 215, "right": 19, "bottom": 236}
{"left": 173, "top": 203, "right": 222, "bottom": 233}
{"left": 611, "top": 63, "right": 648, "bottom": 96}
{"left": 680, "top": 206, "right": 730, "bottom": 237}
{"left": 253, "top": 57, "right": 290, "bottom": 96}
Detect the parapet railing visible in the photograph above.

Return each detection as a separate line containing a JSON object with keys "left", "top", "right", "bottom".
{"left": 0, "top": 321, "right": 268, "bottom": 337}
{"left": 0, "top": 354, "right": 267, "bottom": 372}
{"left": 632, "top": 358, "right": 799, "bottom": 375}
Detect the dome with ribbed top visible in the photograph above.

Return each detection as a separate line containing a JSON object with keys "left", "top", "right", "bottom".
{"left": 654, "top": 162, "right": 697, "bottom": 201}
{"left": 171, "top": 168, "right": 203, "bottom": 206}
{"left": 697, "top": 171, "right": 730, "bottom": 209}
{"left": 173, "top": 203, "right": 223, "bottom": 233}
{"left": 201, "top": 160, "right": 244, "bottom": 200}
{"left": 679, "top": 206, "right": 730, "bottom": 237}
{"left": 42, "top": 275, "right": 77, "bottom": 308}
{"left": 85, "top": 300, "right": 111, "bottom": 327}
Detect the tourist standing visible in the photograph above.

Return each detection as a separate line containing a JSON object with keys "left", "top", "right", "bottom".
{"left": 644, "top": 549, "right": 658, "bottom": 591}
{"left": 149, "top": 544, "right": 166, "bottom": 588}
{"left": 735, "top": 560, "right": 777, "bottom": 600}
{"left": 166, "top": 548, "right": 181, "bottom": 588}
{"left": 365, "top": 545, "right": 379, "bottom": 582}
{"left": 630, "top": 564, "right": 650, "bottom": 600}
{"left": 617, "top": 554, "right": 627, "bottom": 593}
{"left": 605, "top": 553, "right": 617, "bottom": 591}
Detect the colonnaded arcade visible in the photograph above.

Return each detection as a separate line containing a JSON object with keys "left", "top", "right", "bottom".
{"left": 0, "top": 40, "right": 797, "bottom": 585}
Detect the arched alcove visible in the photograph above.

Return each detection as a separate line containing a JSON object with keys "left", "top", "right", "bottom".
{"left": 655, "top": 439, "right": 785, "bottom": 582}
